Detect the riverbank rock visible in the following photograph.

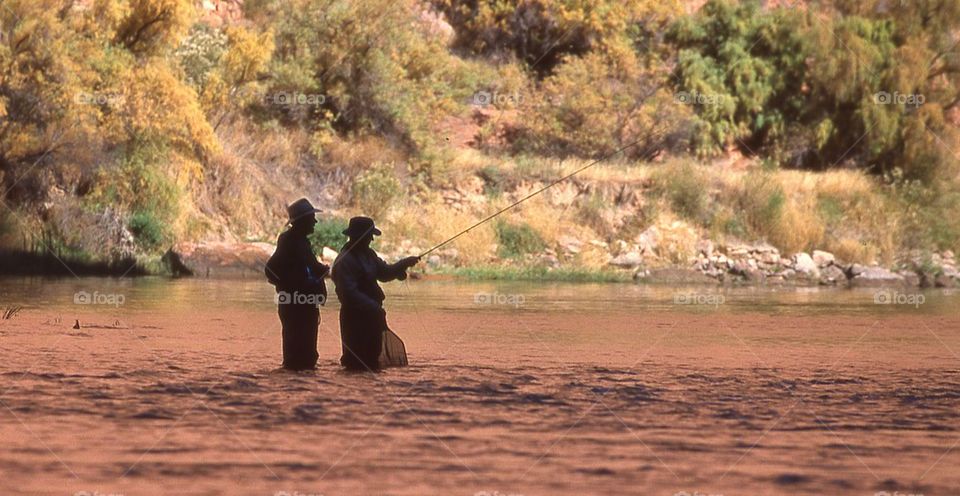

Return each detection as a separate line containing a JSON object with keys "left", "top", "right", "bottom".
{"left": 849, "top": 265, "right": 906, "bottom": 287}
{"left": 557, "top": 235, "right": 583, "bottom": 254}
{"left": 635, "top": 268, "right": 717, "bottom": 284}
{"left": 792, "top": 252, "right": 820, "bottom": 279}
{"left": 163, "top": 242, "right": 273, "bottom": 278}
{"left": 635, "top": 227, "right": 660, "bottom": 254}
{"left": 812, "top": 250, "right": 835, "bottom": 268}
{"left": 609, "top": 251, "right": 643, "bottom": 268}
{"left": 819, "top": 264, "right": 846, "bottom": 285}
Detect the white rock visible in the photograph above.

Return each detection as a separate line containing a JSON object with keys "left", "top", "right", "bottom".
{"left": 557, "top": 235, "right": 582, "bottom": 254}
{"left": 609, "top": 251, "right": 643, "bottom": 268}
{"left": 636, "top": 226, "right": 660, "bottom": 253}
{"left": 812, "top": 250, "right": 835, "bottom": 268}
{"left": 793, "top": 252, "right": 820, "bottom": 277}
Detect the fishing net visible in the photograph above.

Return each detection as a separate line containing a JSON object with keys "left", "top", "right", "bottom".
{"left": 379, "top": 326, "right": 408, "bottom": 368}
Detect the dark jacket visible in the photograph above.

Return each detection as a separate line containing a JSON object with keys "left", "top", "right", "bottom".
{"left": 332, "top": 245, "right": 407, "bottom": 312}
{"left": 266, "top": 229, "right": 328, "bottom": 299}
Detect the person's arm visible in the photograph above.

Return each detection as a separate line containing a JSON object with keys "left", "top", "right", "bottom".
{"left": 334, "top": 256, "right": 383, "bottom": 312}
{"left": 375, "top": 256, "right": 419, "bottom": 282}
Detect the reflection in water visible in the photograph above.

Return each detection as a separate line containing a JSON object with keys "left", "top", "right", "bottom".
{"left": 1, "top": 276, "right": 956, "bottom": 316}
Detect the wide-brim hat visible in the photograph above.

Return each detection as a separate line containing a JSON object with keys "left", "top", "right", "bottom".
{"left": 287, "top": 198, "right": 321, "bottom": 223}
{"left": 342, "top": 216, "right": 381, "bottom": 238}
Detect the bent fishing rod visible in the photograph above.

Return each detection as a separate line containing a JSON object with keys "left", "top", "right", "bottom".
{"left": 418, "top": 138, "right": 645, "bottom": 259}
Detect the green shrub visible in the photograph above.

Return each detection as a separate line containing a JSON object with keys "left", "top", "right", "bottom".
{"left": 495, "top": 220, "right": 546, "bottom": 258}
{"left": 351, "top": 164, "right": 403, "bottom": 218}
{"left": 651, "top": 162, "right": 709, "bottom": 222}
{"left": 174, "top": 24, "right": 228, "bottom": 90}
{"left": 309, "top": 217, "right": 349, "bottom": 251}
{"left": 255, "top": 0, "right": 478, "bottom": 157}
{"left": 128, "top": 211, "right": 166, "bottom": 250}
{"left": 431, "top": 0, "right": 677, "bottom": 77}
{"left": 514, "top": 52, "right": 692, "bottom": 160}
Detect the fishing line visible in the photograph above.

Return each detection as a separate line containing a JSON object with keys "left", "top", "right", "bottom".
{"left": 418, "top": 138, "right": 645, "bottom": 258}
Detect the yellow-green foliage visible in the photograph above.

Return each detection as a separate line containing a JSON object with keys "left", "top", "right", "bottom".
{"left": 433, "top": 0, "right": 680, "bottom": 75}
{"left": 111, "top": 0, "right": 195, "bottom": 56}
{"left": 516, "top": 52, "right": 692, "bottom": 160}
{"left": 351, "top": 164, "right": 403, "bottom": 219}
{"left": 254, "top": 0, "right": 482, "bottom": 155}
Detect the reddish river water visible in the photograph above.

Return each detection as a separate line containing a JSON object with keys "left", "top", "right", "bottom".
{"left": 0, "top": 278, "right": 958, "bottom": 495}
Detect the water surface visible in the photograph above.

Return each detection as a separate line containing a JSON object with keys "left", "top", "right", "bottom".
{"left": 0, "top": 277, "right": 957, "bottom": 495}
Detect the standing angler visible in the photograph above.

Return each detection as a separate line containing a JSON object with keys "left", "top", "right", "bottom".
{"left": 332, "top": 217, "right": 419, "bottom": 371}
{"left": 265, "top": 198, "right": 329, "bottom": 371}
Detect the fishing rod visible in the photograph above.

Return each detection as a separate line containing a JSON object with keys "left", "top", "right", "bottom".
{"left": 418, "top": 138, "right": 645, "bottom": 258}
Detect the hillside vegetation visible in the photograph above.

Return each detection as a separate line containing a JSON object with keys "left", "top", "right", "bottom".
{"left": 1, "top": 0, "right": 959, "bottom": 276}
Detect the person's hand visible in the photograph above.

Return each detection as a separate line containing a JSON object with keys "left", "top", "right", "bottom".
{"left": 398, "top": 256, "right": 420, "bottom": 268}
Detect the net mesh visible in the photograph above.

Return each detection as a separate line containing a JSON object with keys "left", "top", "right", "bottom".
{"left": 379, "top": 327, "right": 408, "bottom": 368}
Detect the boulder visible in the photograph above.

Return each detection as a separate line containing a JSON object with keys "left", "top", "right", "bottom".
{"left": 898, "top": 270, "right": 921, "bottom": 287}
{"left": 163, "top": 241, "right": 274, "bottom": 278}
{"left": 635, "top": 268, "right": 717, "bottom": 284}
{"left": 729, "top": 261, "right": 749, "bottom": 276}
{"left": 793, "top": 252, "right": 820, "bottom": 278}
{"left": 427, "top": 254, "right": 442, "bottom": 268}
{"left": 935, "top": 274, "right": 957, "bottom": 288}
{"left": 609, "top": 251, "right": 643, "bottom": 268}
{"left": 727, "top": 245, "right": 750, "bottom": 257}
{"left": 636, "top": 226, "right": 660, "bottom": 254}
{"left": 557, "top": 235, "right": 582, "bottom": 254}
{"left": 751, "top": 243, "right": 779, "bottom": 255}
{"left": 744, "top": 268, "right": 765, "bottom": 283}
{"left": 846, "top": 263, "right": 867, "bottom": 278}
{"left": 849, "top": 266, "right": 906, "bottom": 287}
{"left": 758, "top": 252, "right": 781, "bottom": 265}
{"left": 812, "top": 250, "right": 835, "bottom": 268}
{"left": 819, "top": 265, "right": 847, "bottom": 285}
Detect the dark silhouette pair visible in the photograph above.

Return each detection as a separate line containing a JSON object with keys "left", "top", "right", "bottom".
{"left": 265, "top": 198, "right": 418, "bottom": 371}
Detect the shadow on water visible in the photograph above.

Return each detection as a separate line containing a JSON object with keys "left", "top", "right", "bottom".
{"left": 0, "top": 249, "right": 148, "bottom": 277}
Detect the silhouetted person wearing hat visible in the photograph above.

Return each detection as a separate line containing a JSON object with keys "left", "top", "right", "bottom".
{"left": 265, "top": 198, "right": 329, "bottom": 371}
{"left": 332, "top": 217, "right": 419, "bottom": 371}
